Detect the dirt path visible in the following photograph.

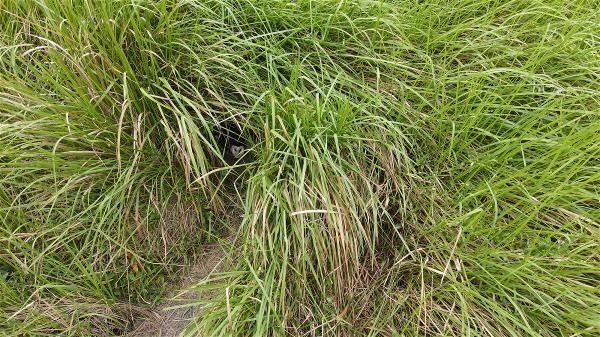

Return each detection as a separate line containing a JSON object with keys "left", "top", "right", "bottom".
{"left": 127, "top": 239, "right": 229, "bottom": 337}
{"left": 128, "top": 179, "right": 245, "bottom": 337}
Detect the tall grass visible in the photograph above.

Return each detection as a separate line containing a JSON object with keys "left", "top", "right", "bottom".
{"left": 182, "top": 0, "right": 600, "bottom": 336}
{"left": 0, "top": 1, "right": 222, "bottom": 334}
{"left": 1, "top": 0, "right": 599, "bottom": 336}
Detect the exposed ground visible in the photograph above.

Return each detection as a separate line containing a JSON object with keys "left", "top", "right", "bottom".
{"left": 129, "top": 192, "right": 242, "bottom": 337}
{"left": 128, "top": 241, "right": 227, "bottom": 337}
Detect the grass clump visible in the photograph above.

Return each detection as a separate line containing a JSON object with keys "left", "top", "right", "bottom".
{"left": 0, "top": 1, "right": 221, "bottom": 335}
{"left": 1, "top": 0, "right": 599, "bottom": 336}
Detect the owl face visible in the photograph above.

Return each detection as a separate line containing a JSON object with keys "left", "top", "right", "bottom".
{"left": 230, "top": 145, "right": 245, "bottom": 159}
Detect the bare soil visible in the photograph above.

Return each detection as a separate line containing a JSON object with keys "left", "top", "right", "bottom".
{"left": 128, "top": 179, "right": 244, "bottom": 337}
{"left": 127, "top": 240, "right": 228, "bottom": 337}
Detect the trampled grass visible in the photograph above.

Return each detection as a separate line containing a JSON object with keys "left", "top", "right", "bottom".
{"left": 1, "top": 0, "right": 598, "bottom": 336}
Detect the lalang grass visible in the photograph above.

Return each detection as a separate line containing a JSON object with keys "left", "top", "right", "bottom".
{"left": 1, "top": 0, "right": 599, "bottom": 336}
